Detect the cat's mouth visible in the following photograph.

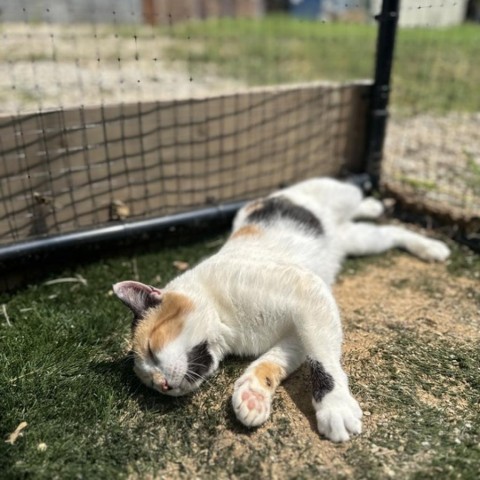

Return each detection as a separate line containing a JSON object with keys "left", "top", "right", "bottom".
{"left": 153, "top": 377, "right": 202, "bottom": 397}
{"left": 134, "top": 363, "right": 205, "bottom": 397}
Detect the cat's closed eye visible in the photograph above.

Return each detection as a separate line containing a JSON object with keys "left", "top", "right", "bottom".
{"left": 185, "top": 341, "right": 214, "bottom": 383}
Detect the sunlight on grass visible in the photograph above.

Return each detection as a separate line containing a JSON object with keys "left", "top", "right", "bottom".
{"left": 1, "top": 237, "right": 479, "bottom": 478}
{"left": 162, "top": 17, "right": 479, "bottom": 113}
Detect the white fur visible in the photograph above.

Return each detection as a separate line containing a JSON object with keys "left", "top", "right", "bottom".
{"left": 125, "top": 178, "right": 450, "bottom": 441}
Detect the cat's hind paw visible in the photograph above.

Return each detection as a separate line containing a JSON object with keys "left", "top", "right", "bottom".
{"left": 232, "top": 376, "right": 272, "bottom": 427}
{"left": 314, "top": 391, "right": 363, "bottom": 443}
{"left": 355, "top": 197, "right": 384, "bottom": 219}
{"left": 412, "top": 237, "right": 451, "bottom": 262}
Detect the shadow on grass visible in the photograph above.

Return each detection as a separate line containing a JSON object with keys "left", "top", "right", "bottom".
{"left": 282, "top": 364, "right": 319, "bottom": 434}
{"left": 90, "top": 352, "right": 260, "bottom": 438}
{"left": 91, "top": 351, "right": 326, "bottom": 442}
{"left": 89, "top": 354, "right": 191, "bottom": 414}
{"left": 219, "top": 357, "right": 321, "bottom": 438}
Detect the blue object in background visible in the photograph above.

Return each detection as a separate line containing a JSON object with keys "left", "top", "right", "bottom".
{"left": 289, "top": 0, "right": 322, "bottom": 19}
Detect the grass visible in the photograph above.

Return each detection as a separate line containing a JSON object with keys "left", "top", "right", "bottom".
{"left": 398, "top": 176, "right": 438, "bottom": 192}
{"left": 446, "top": 242, "right": 480, "bottom": 280}
{"left": 348, "top": 331, "right": 480, "bottom": 479}
{"left": 161, "top": 16, "right": 480, "bottom": 113}
{"left": 1, "top": 232, "right": 479, "bottom": 478}
{"left": 0, "top": 235, "right": 223, "bottom": 479}
{"left": 165, "top": 19, "right": 377, "bottom": 86}
{"left": 464, "top": 150, "right": 480, "bottom": 195}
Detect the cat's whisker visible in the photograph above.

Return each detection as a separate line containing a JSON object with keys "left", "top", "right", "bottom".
{"left": 184, "top": 369, "right": 206, "bottom": 381}
{"left": 184, "top": 369, "right": 212, "bottom": 387}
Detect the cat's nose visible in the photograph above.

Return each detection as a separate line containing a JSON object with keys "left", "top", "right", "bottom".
{"left": 161, "top": 379, "right": 171, "bottom": 391}
{"left": 152, "top": 373, "right": 171, "bottom": 391}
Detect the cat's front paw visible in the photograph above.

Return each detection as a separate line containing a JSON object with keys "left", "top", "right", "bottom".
{"left": 232, "top": 375, "right": 272, "bottom": 427}
{"left": 314, "top": 391, "right": 362, "bottom": 442}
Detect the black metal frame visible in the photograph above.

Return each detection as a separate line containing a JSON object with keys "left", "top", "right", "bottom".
{"left": 0, "top": 201, "right": 244, "bottom": 264}
{"left": 364, "top": 0, "right": 400, "bottom": 188}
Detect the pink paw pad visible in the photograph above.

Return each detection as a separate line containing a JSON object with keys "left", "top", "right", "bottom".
{"left": 241, "top": 390, "right": 265, "bottom": 411}
{"left": 232, "top": 379, "right": 271, "bottom": 427}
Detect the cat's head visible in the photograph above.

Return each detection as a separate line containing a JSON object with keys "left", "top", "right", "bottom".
{"left": 113, "top": 281, "right": 220, "bottom": 396}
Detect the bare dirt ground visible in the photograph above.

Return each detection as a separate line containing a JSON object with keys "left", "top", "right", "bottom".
{"left": 0, "top": 23, "right": 242, "bottom": 114}
{"left": 384, "top": 113, "right": 480, "bottom": 221}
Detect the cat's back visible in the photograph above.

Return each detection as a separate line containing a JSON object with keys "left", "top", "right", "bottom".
{"left": 222, "top": 194, "right": 342, "bottom": 285}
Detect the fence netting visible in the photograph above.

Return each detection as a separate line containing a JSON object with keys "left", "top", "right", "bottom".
{"left": 0, "top": 2, "right": 375, "bottom": 248}
{"left": 381, "top": 17, "right": 480, "bottom": 228}
{"left": 0, "top": 0, "right": 478, "bottom": 252}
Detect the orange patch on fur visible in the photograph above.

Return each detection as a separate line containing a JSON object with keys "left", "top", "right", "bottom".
{"left": 244, "top": 200, "right": 264, "bottom": 215}
{"left": 230, "top": 224, "right": 262, "bottom": 239}
{"left": 254, "top": 362, "right": 286, "bottom": 390}
{"left": 132, "top": 292, "right": 193, "bottom": 356}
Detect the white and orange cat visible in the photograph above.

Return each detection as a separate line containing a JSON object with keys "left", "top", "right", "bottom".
{"left": 113, "top": 177, "right": 450, "bottom": 442}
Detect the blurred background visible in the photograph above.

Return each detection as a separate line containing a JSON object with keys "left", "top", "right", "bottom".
{"left": 0, "top": 0, "right": 479, "bottom": 253}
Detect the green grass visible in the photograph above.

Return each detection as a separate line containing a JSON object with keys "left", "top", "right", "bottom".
{"left": 398, "top": 176, "right": 438, "bottom": 192}
{"left": 347, "top": 330, "right": 480, "bottom": 479}
{"left": 3, "top": 18, "right": 478, "bottom": 113}
{"left": 0, "top": 236, "right": 223, "bottom": 479}
{"left": 1, "top": 232, "right": 479, "bottom": 478}
{"left": 165, "top": 18, "right": 377, "bottom": 86}
{"left": 463, "top": 150, "right": 480, "bottom": 195}
{"left": 160, "top": 16, "right": 480, "bottom": 113}
{"left": 446, "top": 242, "right": 480, "bottom": 279}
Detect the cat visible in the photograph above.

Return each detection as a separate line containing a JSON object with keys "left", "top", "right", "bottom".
{"left": 113, "top": 177, "right": 450, "bottom": 442}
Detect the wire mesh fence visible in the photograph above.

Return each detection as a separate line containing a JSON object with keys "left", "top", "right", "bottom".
{"left": 0, "top": 82, "right": 369, "bottom": 247}
{"left": 0, "top": 0, "right": 478, "bottom": 258}
{"left": 0, "top": 1, "right": 376, "bottom": 253}
{"left": 381, "top": 18, "right": 480, "bottom": 228}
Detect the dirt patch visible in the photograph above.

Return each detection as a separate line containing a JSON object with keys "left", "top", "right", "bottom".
{"left": 336, "top": 254, "right": 480, "bottom": 341}
{"left": 0, "top": 23, "right": 243, "bottom": 113}
{"left": 383, "top": 113, "right": 480, "bottom": 220}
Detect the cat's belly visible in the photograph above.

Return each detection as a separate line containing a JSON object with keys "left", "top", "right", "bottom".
{"left": 226, "top": 312, "right": 291, "bottom": 357}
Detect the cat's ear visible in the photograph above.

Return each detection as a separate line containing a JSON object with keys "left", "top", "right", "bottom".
{"left": 113, "top": 281, "right": 162, "bottom": 320}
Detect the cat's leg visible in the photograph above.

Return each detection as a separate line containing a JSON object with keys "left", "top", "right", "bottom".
{"left": 339, "top": 222, "right": 450, "bottom": 261}
{"left": 232, "top": 334, "right": 305, "bottom": 427}
{"left": 230, "top": 265, "right": 361, "bottom": 441}
{"left": 289, "top": 274, "right": 363, "bottom": 442}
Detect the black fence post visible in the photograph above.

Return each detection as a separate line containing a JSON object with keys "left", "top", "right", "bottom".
{"left": 364, "top": 0, "right": 400, "bottom": 189}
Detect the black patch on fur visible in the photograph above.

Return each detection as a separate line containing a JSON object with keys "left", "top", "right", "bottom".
{"left": 246, "top": 196, "right": 323, "bottom": 235}
{"left": 186, "top": 341, "right": 213, "bottom": 382}
{"left": 116, "top": 285, "right": 161, "bottom": 332}
{"left": 310, "top": 359, "right": 335, "bottom": 402}
{"left": 131, "top": 293, "right": 159, "bottom": 331}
